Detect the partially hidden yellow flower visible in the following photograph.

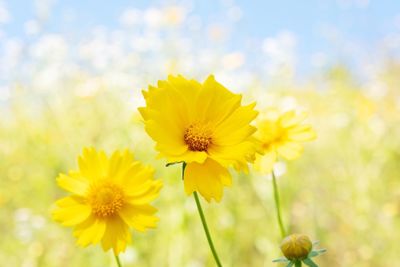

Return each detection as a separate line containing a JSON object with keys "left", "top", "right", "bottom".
{"left": 52, "top": 147, "right": 162, "bottom": 255}
{"left": 254, "top": 108, "right": 316, "bottom": 174}
{"left": 139, "top": 75, "right": 258, "bottom": 202}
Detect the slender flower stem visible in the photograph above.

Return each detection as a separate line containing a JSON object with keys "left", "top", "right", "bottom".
{"left": 114, "top": 253, "right": 122, "bottom": 267}
{"left": 181, "top": 163, "right": 223, "bottom": 267}
{"left": 271, "top": 170, "right": 286, "bottom": 238}
{"left": 295, "top": 260, "right": 302, "bottom": 267}
{"left": 193, "top": 191, "right": 223, "bottom": 267}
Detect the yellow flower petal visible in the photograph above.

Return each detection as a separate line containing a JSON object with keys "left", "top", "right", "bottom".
{"left": 56, "top": 173, "right": 88, "bottom": 196}
{"left": 276, "top": 142, "right": 303, "bottom": 160}
{"left": 278, "top": 111, "right": 307, "bottom": 128}
{"left": 52, "top": 196, "right": 91, "bottom": 226}
{"left": 213, "top": 103, "right": 258, "bottom": 146}
{"left": 126, "top": 180, "right": 163, "bottom": 205}
{"left": 73, "top": 216, "right": 106, "bottom": 247}
{"left": 184, "top": 159, "right": 232, "bottom": 202}
{"left": 195, "top": 75, "right": 242, "bottom": 126}
{"left": 208, "top": 141, "right": 255, "bottom": 170}
{"left": 101, "top": 216, "right": 131, "bottom": 255}
{"left": 287, "top": 126, "right": 317, "bottom": 142}
{"left": 118, "top": 204, "right": 158, "bottom": 232}
{"left": 78, "top": 147, "right": 109, "bottom": 181}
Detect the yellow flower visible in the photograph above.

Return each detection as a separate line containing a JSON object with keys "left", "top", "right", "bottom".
{"left": 139, "top": 75, "right": 258, "bottom": 202}
{"left": 52, "top": 147, "right": 162, "bottom": 255}
{"left": 254, "top": 108, "right": 316, "bottom": 174}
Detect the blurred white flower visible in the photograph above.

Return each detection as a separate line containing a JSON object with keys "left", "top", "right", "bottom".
{"left": 24, "top": 20, "right": 40, "bottom": 35}
{"left": 144, "top": 8, "right": 163, "bottom": 28}
{"left": 1, "top": 38, "right": 23, "bottom": 72}
{"left": 332, "top": 113, "right": 351, "bottom": 128}
{"left": 273, "top": 162, "right": 287, "bottom": 177}
{"left": 75, "top": 77, "right": 101, "bottom": 98}
{"left": 222, "top": 52, "right": 245, "bottom": 70}
{"left": 227, "top": 6, "right": 242, "bottom": 22}
{"left": 164, "top": 5, "right": 186, "bottom": 26}
{"left": 311, "top": 52, "right": 328, "bottom": 68}
{"left": 31, "top": 34, "right": 68, "bottom": 61}
{"left": 0, "top": 2, "right": 10, "bottom": 24}
{"left": 120, "top": 247, "right": 138, "bottom": 264}
{"left": 119, "top": 8, "right": 142, "bottom": 27}
{"left": 0, "top": 85, "right": 10, "bottom": 101}
{"left": 34, "top": 0, "right": 55, "bottom": 21}
{"left": 262, "top": 31, "right": 297, "bottom": 76}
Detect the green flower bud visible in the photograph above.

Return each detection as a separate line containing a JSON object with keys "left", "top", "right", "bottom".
{"left": 280, "top": 234, "right": 312, "bottom": 260}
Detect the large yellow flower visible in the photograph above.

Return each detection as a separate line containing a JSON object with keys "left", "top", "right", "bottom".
{"left": 139, "top": 75, "right": 258, "bottom": 202}
{"left": 254, "top": 108, "right": 316, "bottom": 174}
{"left": 52, "top": 148, "right": 162, "bottom": 255}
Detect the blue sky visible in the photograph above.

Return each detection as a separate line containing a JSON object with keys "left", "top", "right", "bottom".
{"left": 2, "top": 0, "right": 400, "bottom": 73}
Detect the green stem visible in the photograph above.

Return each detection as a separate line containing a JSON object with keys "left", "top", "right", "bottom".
{"left": 181, "top": 163, "right": 223, "bottom": 267}
{"left": 193, "top": 192, "right": 223, "bottom": 267}
{"left": 114, "top": 253, "right": 122, "bottom": 267}
{"left": 272, "top": 170, "right": 286, "bottom": 238}
{"left": 295, "top": 260, "right": 302, "bottom": 267}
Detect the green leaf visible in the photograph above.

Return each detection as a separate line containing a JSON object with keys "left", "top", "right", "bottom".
{"left": 285, "top": 262, "right": 294, "bottom": 267}
{"left": 303, "top": 258, "right": 318, "bottom": 267}
{"left": 272, "top": 257, "right": 289, "bottom": 263}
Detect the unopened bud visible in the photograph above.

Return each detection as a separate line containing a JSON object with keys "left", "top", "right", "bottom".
{"left": 280, "top": 234, "right": 312, "bottom": 260}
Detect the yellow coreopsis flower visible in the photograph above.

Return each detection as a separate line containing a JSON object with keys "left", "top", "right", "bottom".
{"left": 52, "top": 147, "right": 162, "bottom": 255}
{"left": 139, "top": 75, "right": 258, "bottom": 202}
{"left": 254, "top": 108, "right": 316, "bottom": 174}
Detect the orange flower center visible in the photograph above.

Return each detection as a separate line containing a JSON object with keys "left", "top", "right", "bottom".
{"left": 261, "top": 123, "right": 287, "bottom": 150}
{"left": 184, "top": 123, "right": 212, "bottom": 151}
{"left": 87, "top": 182, "right": 125, "bottom": 218}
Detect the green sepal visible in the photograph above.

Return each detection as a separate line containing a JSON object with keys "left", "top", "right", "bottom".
{"left": 315, "top": 249, "right": 327, "bottom": 255}
{"left": 165, "top": 161, "right": 184, "bottom": 167}
{"left": 272, "top": 257, "right": 289, "bottom": 263}
{"left": 303, "top": 258, "right": 318, "bottom": 267}
{"left": 308, "top": 251, "right": 319, "bottom": 258}
{"left": 285, "top": 262, "right": 294, "bottom": 267}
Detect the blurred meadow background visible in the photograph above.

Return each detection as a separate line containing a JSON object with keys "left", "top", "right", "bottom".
{"left": 1, "top": 0, "right": 400, "bottom": 266}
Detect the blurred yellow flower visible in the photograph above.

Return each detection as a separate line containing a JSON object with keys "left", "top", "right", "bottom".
{"left": 254, "top": 109, "right": 316, "bottom": 174}
{"left": 139, "top": 75, "right": 258, "bottom": 202}
{"left": 52, "top": 147, "right": 162, "bottom": 255}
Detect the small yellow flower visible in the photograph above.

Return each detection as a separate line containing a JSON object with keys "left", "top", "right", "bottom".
{"left": 280, "top": 234, "right": 312, "bottom": 260}
{"left": 254, "top": 108, "right": 316, "bottom": 174}
{"left": 52, "top": 147, "right": 162, "bottom": 255}
{"left": 139, "top": 75, "right": 258, "bottom": 202}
